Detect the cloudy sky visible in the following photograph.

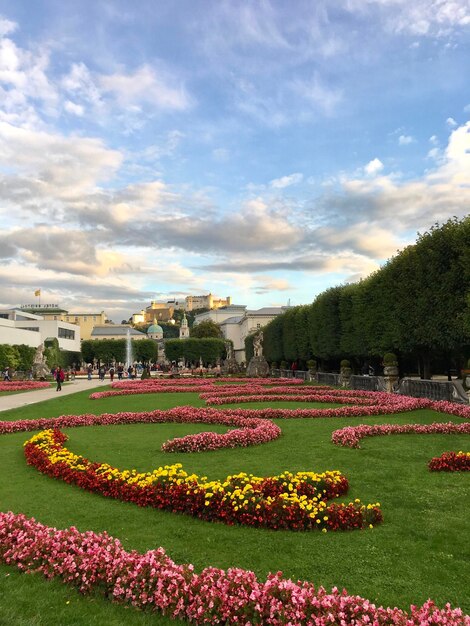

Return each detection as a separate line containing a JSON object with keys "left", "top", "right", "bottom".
{"left": 0, "top": 0, "right": 469, "bottom": 322}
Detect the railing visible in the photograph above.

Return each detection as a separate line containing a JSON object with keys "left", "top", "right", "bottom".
{"left": 270, "top": 370, "right": 468, "bottom": 403}
{"left": 316, "top": 372, "right": 341, "bottom": 386}
{"left": 271, "top": 369, "right": 311, "bottom": 380}
{"left": 349, "top": 375, "right": 384, "bottom": 391}
{"left": 397, "top": 378, "right": 468, "bottom": 403}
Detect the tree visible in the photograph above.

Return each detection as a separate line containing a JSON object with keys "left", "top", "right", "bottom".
{"left": 190, "top": 320, "right": 223, "bottom": 339}
{"left": 263, "top": 315, "right": 284, "bottom": 365}
{"left": 245, "top": 334, "right": 255, "bottom": 362}
{"left": 15, "top": 344, "right": 36, "bottom": 371}
{"left": 0, "top": 345, "right": 20, "bottom": 370}
{"left": 164, "top": 338, "right": 225, "bottom": 365}
{"left": 134, "top": 339, "right": 158, "bottom": 363}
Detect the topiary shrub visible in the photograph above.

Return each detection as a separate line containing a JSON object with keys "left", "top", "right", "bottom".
{"left": 340, "top": 359, "right": 351, "bottom": 368}
{"left": 383, "top": 352, "right": 398, "bottom": 366}
{"left": 307, "top": 359, "right": 317, "bottom": 371}
{"left": 280, "top": 360, "right": 288, "bottom": 369}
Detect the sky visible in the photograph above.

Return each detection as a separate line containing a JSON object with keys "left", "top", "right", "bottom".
{"left": 0, "top": 0, "right": 469, "bottom": 323}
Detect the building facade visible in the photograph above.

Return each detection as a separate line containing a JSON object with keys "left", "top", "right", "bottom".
{"left": 0, "top": 309, "right": 81, "bottom": 352}
{"left": 185, "top": 293, "right": 231, "bottom": 311}
{"left": 90, "top": 325, "right": 147, "bottom": 341}
{"left": 20, "top": 305, "right": 107, "bottom": 341}
{"left": 194, "top": 306, "right": 289, "bottom": 363}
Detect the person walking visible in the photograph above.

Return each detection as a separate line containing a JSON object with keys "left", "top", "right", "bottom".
{"left": 55, "top": 366, "right": 65, "bottom": 391}
{"left": 109, "top": 366, "right": 115, "bottom": 382}
{"left": 99, "top": 365, "right": 105, "bottom": 381}
{"left": 117, "top": 364, "right": 123, "bottom": 380}
{"left": 87, "top": 364, "right": 93, "bottom": 380}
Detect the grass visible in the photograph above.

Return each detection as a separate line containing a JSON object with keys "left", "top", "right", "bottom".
{"left": 0, "top": 388, "right": 469, "bottom": 625}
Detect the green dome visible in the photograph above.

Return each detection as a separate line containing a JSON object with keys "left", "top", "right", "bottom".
{"left": 147, "top": 323, "right": 163, "bottom": 334}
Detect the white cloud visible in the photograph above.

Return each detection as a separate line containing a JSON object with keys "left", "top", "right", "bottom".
{"left": 446, "top": 116, "right": 458, "bottom": 127}
{"left": 99, "top": 64, "right": 192, "bottom": 111}
{"left": 0, "top": 121, "right": 122, "bottom": 200}
{"left": 353, "top": 0, "right": 470, "bottom": 37}
{"left": 321, "top": 121, "right": 470, "bottom": 231}
{"left": 429, "top": 134, "right": 439, "bottom": 145}
{"left": 61, "top": 62, "right": 102, "bottom": 106}
{"left": 270, "top": 172, "right": 303, "bottom": 189}
{"left": 398, "top": 134, "right": 415, "bottom": 145}
{"left": 364, "top": 158, "right": 384, "bottom": 176}
{"left": 0, "top": 17, "right": 17, "bottom": 37}
{"left": 291, "top": 74, "right": 343, "bottom": 116}
{"left": 463, "top": 103, "right": 470, "bottom": 113}
{"left": 64, "top": 100, "right": 84, "bottom": 116}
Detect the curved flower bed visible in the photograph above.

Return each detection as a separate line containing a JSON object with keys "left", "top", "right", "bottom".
{"left": 0, "top": 381, "right": 50, "bottom": 392}
{"left": 2, "top": 395, "right": 469, "bottom": 439}
{"left": 91, "top": 378, "right": 305, "bottom": 399}
{"left": 24, "top": 429, "right": 382, "bottom": 531}
{"left": 429, "top": 451, "right": 470, "bottom": 471}
{"left": 112, "top": 377, "right": 304, "bottom": 389}
{"left": 1, "top": 512, "right": 468, "bottom": 625}
{"left": 332, "top": 422, "right": 470, "bottom": 448}
{"left": 203, "top": 392, "right": 378, "bottom": 406}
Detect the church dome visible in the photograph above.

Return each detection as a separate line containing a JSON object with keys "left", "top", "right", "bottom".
{"left": 147, "top": 323, "right": 163, "bottom": 334}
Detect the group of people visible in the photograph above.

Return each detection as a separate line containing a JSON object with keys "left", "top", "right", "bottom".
{"left": 87, "top": 364, "right": 141, "bottom": 381}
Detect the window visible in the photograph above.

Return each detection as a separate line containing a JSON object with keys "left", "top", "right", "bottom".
{"left": 22, "top": 327, "right": 39, "bottom": 332}
{"left": 58, "top": 328, "right": 75, "bottom": 340}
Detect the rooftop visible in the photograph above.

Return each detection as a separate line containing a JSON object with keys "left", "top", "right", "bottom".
{"left": 91, "top": 325, "right": 146, "bottom": 337}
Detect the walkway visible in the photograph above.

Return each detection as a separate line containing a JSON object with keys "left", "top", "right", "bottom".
{"left": 0, "top": 378, "right": 110, "bottom": 413}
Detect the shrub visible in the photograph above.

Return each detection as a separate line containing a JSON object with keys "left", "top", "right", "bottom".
{"left": 383, "top": 352, "right": 398, "bottom": 366}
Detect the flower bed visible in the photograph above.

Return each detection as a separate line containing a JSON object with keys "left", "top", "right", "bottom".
{"left": 429, "top": 451, "right": 470, "bottom": 471}
{"left": 24, "top": 429, "right": 382, "bottom": 531}
{"left": 91, "top": 378, "right": 305, "bottom": 399}
{"left": 332, "top": 422, "right": 470, "bottom": 448}
{"left": 0, "top": 381, "right": 50, "bottom": 392}
{"left": 0, "top": 512, "right": 468, "bottom": 625}
{"left": 112, "top": 377, "right": 304, "bottom": 388}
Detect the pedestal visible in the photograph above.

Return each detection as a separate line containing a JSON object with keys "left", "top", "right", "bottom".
{"left": 246, "top": 356, "right": 270, "bottom": 378}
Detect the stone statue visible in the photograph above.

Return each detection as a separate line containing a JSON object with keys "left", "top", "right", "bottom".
{"left": 32, "top": 342, "right": 49, "bottom": 380}
{"left": 34, "top": 343, "right": 46, "bottom": 364}
{"left": 225, "top": 340, "right": 233, "bottom": 360}
{"left": 253, "top": 330, "right": 263, "bottom": 357}
{"left": 223, "top": 340, "right": 240, "bottom": 374}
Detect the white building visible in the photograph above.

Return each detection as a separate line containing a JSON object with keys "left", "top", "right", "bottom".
{"left": 194, "top": 306, "right": 289, "bottom": 363}
{"left": 0, "top": 309, "right": 81, "bottom": 352}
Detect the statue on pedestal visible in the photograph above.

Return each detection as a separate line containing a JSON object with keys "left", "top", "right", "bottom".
{"left": 246, "top": 330, "right": 269, "bottom": 378}
{"left": 223, "top": 340, "right": 240, "bottom": 374}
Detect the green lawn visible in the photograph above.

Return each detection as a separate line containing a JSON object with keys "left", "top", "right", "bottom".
{"left": 0, "top": 389, "right": 468, "bottom": 625}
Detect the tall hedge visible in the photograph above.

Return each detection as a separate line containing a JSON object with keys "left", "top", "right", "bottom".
{"left": 164, "top": 338, "right": 225, "bottom": 365}
{"left": 262, "top": 217, "right": 470, "bottom": 375}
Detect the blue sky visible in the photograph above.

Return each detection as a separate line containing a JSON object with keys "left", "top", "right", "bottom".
{"left": 0, "top": 0, "right": 469, "bottom": 322}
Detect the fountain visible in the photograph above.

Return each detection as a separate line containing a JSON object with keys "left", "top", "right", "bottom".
{"left": 126, "top": 328, "right": 134, "bottom": 373}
